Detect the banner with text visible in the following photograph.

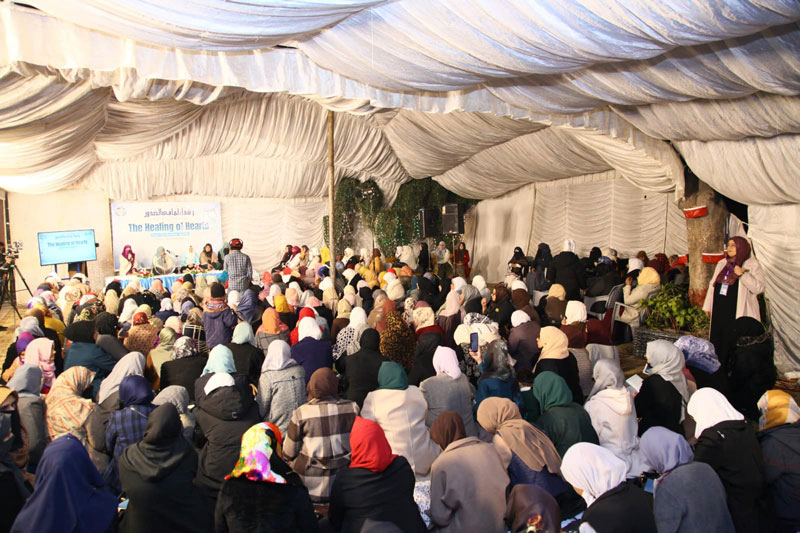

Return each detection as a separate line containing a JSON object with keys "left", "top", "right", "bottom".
{"left": 110, "top": 202, "right": 223, "bottom": 270}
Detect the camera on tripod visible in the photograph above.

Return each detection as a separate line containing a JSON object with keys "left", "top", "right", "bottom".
{"left": 2, "top": 241, "right": 22, "bottom": 265}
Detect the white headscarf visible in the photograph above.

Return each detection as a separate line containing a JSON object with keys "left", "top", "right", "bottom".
{"left": 298, "top": 316, "right": 322, "bottom": 341}
{"left": 227, "top": 290, "right": 241, "bottom": 307}
{"left": 119, "top": 298, "right": 139, "bottom": 324}
{"left": 386, "top": 278, "right": 405, "bottom": 301}
{"left": 687, "top": 387, "right": 745, "bottom": 439}
{"left": 645, "top": 340, "right": 689, "bottom": 403}
{"left": 563, "top": 239, "right": 577, "bottom": 254}
{"left": 451, "top": 277, "right": 467, "bottom": 292}
{"left": 349, "top": 307, "right": 367, "bottom": 328}
{"left": 204, "top": 372, "right": 235, "bottom": 395}
{"left": 159, "top": 299, "right": 174, "bottom": 312}
{"left": 561, "top": 443, "right": 627, "bottom": 507}
{"left": 262, "top": 340, "right": 296, "bottom": 371}
{"left": 564, "top": 301, "right": 588, "bottom": 324}
{"left": 511, "top": 310, "right": 531, "bottom": 328}
{"left": 267, "top": 284, "right": 282, "bottom": 306}
{"left": 433, "top": 346, "right": 462, "bottom": 380}
{"left": 627, "top": 258, "right": 645, "bottom": 273}
{"left": 97, "top": 352, "right": 145, "bottom": 403}
{"left": 318, "top": 277, "right": 333, "bottom": 292}
{"left": 511, "top": 279, "right": 528, "bottom": 293}
{"left": 588, "top": 359, "right": 626, "bottom": 399}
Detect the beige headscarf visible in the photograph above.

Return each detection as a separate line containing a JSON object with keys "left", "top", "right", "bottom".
{"left": 536, "top": 326, "right": 569, "bottom": 364}
{"left": 477, "top": 397, "right": 561, "bottom": 475}
{"left": 104, "top": 289, "right": 120, "bottom": 315}
{"left": 548, "top": 284, "right": 566, "bottom": 301}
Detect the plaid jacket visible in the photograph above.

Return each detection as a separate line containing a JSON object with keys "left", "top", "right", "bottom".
{"left": 104, "top": 404, "right": 155, "bottom": 493}
{"left": 224, "top": 250, "right": 253, "bottom": 292}
{"left": 283, "top": 398, "right": 359, "bottom": 503}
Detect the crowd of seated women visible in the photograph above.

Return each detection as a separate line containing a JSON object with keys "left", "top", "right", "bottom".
{"left": 0, "top": 239, "right": 795, "bottom": 533}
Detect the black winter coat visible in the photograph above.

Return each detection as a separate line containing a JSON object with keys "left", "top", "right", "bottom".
{"left": 336, "top": 348, "right": 387, "bottom": 408}
{"left": 159, "top": 355, "right": 208, "bottom": 401}
{"left": 546, "top": 252, "right": 586, "bottom": 301}
{"left": 328, "top": 456, "right": 426, "bottom": 533}
{"left": 408, "top": 327, "right": 444, "bottom": 387}
{"left": 215, "top": 477, "right": 318, "bottom": 533}
{"left": 759, "top": 421, "right": 800, "bottom": 532}
{"left": 119, "top": 441, "right": 213, "bottom": 533}
{"left": 534, "top": 354, "right": 583, "bottom": 405}
{"left": 694, "top": 420, "right": 773, "bottom": 533}
{"left": 508, "top": 321, "right": 541, "bottom": 371}
{"left": 581, "top": 481, "right": 656, "bottom": 533}
{"left": 194, "top": 380, "right": 261, "bottom": 499}
{"left": 224, "top": 342, "right": 265, "bottom": 385}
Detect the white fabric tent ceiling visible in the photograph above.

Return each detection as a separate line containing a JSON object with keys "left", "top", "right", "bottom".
{"left": 0, "top": 1, "right": 799, "bottom": 370}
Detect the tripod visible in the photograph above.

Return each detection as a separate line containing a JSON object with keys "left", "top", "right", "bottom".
{"left": 0, "top": 259, "right": 33, "bottom": 326}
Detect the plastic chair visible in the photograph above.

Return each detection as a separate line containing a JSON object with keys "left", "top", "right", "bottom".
{"left": 584, "top": 294, "right": 609, "bottom": 319}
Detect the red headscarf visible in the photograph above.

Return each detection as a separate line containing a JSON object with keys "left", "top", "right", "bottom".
{"left": 714, "top": 236, "right": 751, "bottom": 285}
{"left": 349, "top": 416, "right": 397, "bottom": 472}
{"left": 132, "top": 312, "right": 148, "bottom": 326}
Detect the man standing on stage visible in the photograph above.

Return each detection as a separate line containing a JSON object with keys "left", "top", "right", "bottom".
{"left": 223, "top": 238, "right": 252, "bottom": 293}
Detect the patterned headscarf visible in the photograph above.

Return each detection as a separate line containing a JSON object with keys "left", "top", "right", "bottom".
{"left": 171, "top": 337, "right": 198, "bottom": 360}
{"left": 45, "top": 367, "right": 96, "bottom": 445}
{"left": 227, "top": 422, "right": 287, "bottom": 483}
{"left": 758, "top": 389, "right": 800, "bottom": 431}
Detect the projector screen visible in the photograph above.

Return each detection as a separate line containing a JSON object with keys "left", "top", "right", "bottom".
{"left": 38, "top": 230, "right": 97, "bottom": 266}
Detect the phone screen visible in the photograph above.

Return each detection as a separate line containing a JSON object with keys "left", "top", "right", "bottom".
{"left": 643, "top": 363, "right": 652, "bottom": 375}
{"left": 470, "top": 332, "right": 479, "bottom": 353}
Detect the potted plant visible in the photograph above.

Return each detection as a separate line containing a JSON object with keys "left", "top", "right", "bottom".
{"left": 632, "top": 283, "right": 709, "bottom": 357}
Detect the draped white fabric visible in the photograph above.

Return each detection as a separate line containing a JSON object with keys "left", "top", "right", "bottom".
{"left": 467, "top": 173, "right": 688, "bottom": 282}
{"left": 676, "top": 135, "right": 800, "bottom": 205}
{"left": 2, "top": 5, "right": 800, "bottom": 116}
{"left": 0, "top": 1, "right": 799, "bottom": 368}
{"left": 748, "top": 204, "right": 800, "bottom": 373}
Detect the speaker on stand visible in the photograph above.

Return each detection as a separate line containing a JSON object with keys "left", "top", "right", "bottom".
{"left": 441, "top": 203, "right": 464, "bottom": 235}
{"left": 418, "top": 207, "right": 437, "bottom": 239}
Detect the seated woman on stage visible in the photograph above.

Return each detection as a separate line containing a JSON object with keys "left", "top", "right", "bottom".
{"left": 152, "top": 246, "right": 176, "bottom": 275}
{"left": 181, "top": 245, "right": 199, "bottom": 271}
{"left": 119, "top": 245, "right": 137, "bottom": 275}
{"left": 199, "top": 243, "right": 218, "bottom": 270}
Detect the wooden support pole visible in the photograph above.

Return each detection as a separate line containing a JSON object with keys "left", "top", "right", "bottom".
{"left": 327, "top": 110, "right": 336, "bottom": 280}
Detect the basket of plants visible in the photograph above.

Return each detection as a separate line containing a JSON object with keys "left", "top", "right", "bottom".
{"left": 633, "top": 283, "right": 709, "bottom": 358}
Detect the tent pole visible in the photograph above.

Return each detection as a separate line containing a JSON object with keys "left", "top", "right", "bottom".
{"left": 327, "top": 110, "right": 336, "bottom": 280}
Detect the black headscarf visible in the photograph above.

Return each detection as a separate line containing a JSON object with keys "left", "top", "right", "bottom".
{"left": 94, "top": 312, "right": 119, "bottom": 336}
{"left": 64, "top": 320, "right": 96, "bottom": 343}
{"left": 120, "top": 403, "right": 190, "bottom": 481}
{"left": 418, "top": 243, "right": 430, "bottom": 271}
{"left": 533, "top": 243, "right": 552, "bottom": 270}
{"left": 589, "top": 247, "right": 602, "bottom": 264}
{"left": 105, "top": 281, "right": 123, "bottom": 295}
{"left": 513, "top": 246, "right": 526, "bottom": 261}
{"left": 359, "top": 328, "right": 381, "bottom": 352}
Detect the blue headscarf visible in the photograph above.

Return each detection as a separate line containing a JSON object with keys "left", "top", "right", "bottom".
{"left": 674, "top": 335, "right": 721, "bottom": 374}
{"left": 231, "top": 322, "right": 256, "bottom": 346}
{"left": 639, "top": 426, "right": 693, "bottom": 478}
{"left": 118, "top": 375, "right": 154, "bottom": 407}
{"left": 11, "top": 434, "right": 117, "bottom": 532}
{"left": 202, "top": 345, "right": 236, "bottom": 376}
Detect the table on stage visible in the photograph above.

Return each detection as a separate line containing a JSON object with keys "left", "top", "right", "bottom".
{"left": 104, "top": 270, "right": 229, "bottom": 290}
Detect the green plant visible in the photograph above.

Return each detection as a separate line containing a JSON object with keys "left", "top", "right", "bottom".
{"left": 323, "top": 177, "right": 479, "bottom": 257}
{"left": 640, "top": 283, "right": 709, "bottom": 335}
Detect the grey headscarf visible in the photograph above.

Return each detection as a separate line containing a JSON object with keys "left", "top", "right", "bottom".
{"left": 7, "top": 365, "right": 42, "bottom": 397}
{"left": 153, "top": 385, "right": 190, "bottom": 415}
{"left": 588, "top": 359, "right": 626, "bottom": 399}
{"left": 171, "top": 337, "right": 198, "bottom": 360}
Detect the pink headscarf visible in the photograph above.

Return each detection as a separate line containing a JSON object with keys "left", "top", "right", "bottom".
{"left": 25, "top": 337, "right": 56, "bottom": 390}
{"left": 439, "top": 290, "right": 461, "bottom": 318}
{"left": 433, "top": 346, "right": 462, "bottom": 379}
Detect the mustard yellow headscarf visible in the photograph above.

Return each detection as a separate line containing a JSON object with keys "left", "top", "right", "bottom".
{"left": 758, "top": 389, "right": 800, "bottom": 430}
{"left": 638, "top": 267, "right": 661, "bottom": 286}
